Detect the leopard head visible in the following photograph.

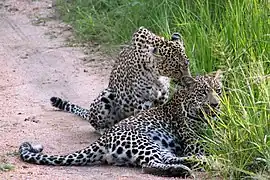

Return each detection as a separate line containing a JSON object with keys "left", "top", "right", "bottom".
{"left": 155, "top": 33, "right": 191, "bottom": 81}
{"left": 131, "top": 27, "right": 191, "bottom": 81}
{"left": 175, "top": 70, "right": 223, "bottom": 120}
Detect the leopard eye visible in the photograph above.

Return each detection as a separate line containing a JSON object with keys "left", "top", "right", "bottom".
{"left": 152, "top": 47, "right": 158, "bottom": 54}
{"left": 201, "top": 90, "right": 208, "bottom": 96}
{"left": 215, "top": 88, "right": 222, "bottom": 95}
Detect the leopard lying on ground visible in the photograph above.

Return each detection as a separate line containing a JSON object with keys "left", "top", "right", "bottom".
{"left": 19, "top": 70, "right": 222, "bottom": 177}
{"left": 50, "top": 27, "right": 191, "bottom": 134}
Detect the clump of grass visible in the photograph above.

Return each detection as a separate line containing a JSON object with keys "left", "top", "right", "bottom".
{"left": 0, "top": 153, "right": 16, "bottom": 172}
{"left": 56, "top": 0, "right": 269, "bottom": 178}
{"left": 204, "top": 60, "right": 270, "bottom": 178}
{"left": 0, "top": 163, "right": 14, "bottom": 172}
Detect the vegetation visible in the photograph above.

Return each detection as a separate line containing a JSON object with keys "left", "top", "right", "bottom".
{"left": 57, "top": 0, "right": 269, "bottom": 178}
{"left": 0, "top": 163, "right": 14, "bottom": 172}
{"left": 0, "top": 153, "right": 16, "bottom": 172}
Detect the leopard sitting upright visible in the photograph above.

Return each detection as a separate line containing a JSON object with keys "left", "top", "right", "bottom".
{"left": 50, "top": 27, "right": 191, "bottom": 134}
{"left": 19, "top": 70, "right": 222, "bottom": 177}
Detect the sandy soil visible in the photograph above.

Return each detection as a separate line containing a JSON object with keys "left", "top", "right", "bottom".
{"left": 0, "top": 0, "right": 190, "bottom": 179}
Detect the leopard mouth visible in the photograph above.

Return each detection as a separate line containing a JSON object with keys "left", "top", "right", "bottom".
{"left": 200, "top": 104, "right": 220, "bottom": 118}
{"left": 187, "top": 113, "right": 202, "bottom": 121}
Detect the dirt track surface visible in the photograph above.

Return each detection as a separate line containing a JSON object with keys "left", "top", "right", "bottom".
{"left": 0, "top": 0, "right": 187, "bottom": 179}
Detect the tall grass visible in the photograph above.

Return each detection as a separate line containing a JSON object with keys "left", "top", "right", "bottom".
{"left": 57, "top": 0, "right": 269, "bottom": 178}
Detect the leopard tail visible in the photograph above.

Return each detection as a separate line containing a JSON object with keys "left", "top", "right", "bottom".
{"left": 19, "top": 141, "right": 106, "bottom": 166}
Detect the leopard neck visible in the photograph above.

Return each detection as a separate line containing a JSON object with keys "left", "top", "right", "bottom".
{"left": 161, "top": 88, "right": 202, "bottom": 124}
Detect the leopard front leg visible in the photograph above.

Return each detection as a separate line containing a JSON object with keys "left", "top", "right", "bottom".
{"left": 153, "top": 88, "right": 169, "bottom": 106}
{"left": 151, "top": 77, "right": 170, "bottom": 106}
{"left": 181, "top": 140, "right": 207, "bottom": 171}
{"left": 133, "top": 89, "right": 166, "bottom": 115}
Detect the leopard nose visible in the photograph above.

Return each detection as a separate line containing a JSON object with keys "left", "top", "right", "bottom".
{"left": 210, "top": 103, "right": 219, "bottom": 108}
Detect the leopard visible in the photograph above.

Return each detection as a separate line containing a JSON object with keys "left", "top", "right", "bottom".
{"left": 50, "top": 27, "right": 191, "bottom": 134}
{"left": 19, "top": 70, "right": 222, "bottom": 177}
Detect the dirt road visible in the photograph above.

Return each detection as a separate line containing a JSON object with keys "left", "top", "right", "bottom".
{"left": 0, "top": 0, "right": 185, "bottom": 179}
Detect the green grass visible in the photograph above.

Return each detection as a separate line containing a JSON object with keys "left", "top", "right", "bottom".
{"left": 57, "top": 0, "right": 269, "bottom": 178}
{"left": 0, "top": 163, "right": 14, "bottom": 172}
{"left": 0, "top": 152, "right": 16, "bottom": 172}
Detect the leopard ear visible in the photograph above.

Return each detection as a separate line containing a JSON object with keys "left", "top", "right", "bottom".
{"left": 171, "top": 32, "right": 182, "bottom": 41}
{"left": 139, "top": 26, "right": 145, "bottom": 30}
{"left": 181, "top": 75, "right": 197, "bottom": 88}
{"left": 215, "top": 70, "right": 223, "bottom": 80}
{"left": 210, "top": 69, "right": 223, "bottom": 82}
